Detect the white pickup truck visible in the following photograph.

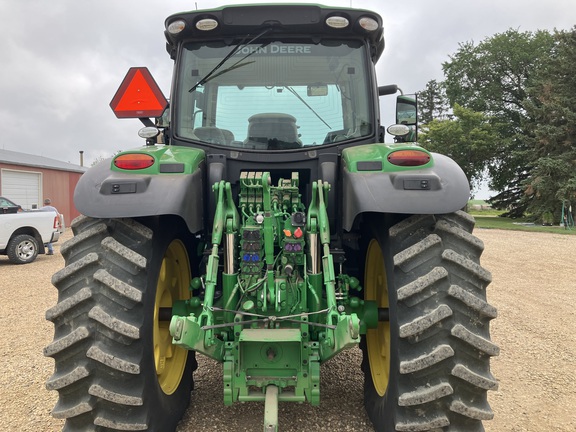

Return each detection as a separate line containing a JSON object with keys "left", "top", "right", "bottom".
{"left": 0, "top": 211, "right": 61, "bottom": 264}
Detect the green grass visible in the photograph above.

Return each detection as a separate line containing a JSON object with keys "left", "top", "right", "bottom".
{"left": 471, "top": 215, "right": 576, "bottom": 235}
{"left": 468, "top": 208, "right": 503, "bottom": 216}
{"left": 468, "top": 199, "right": 488, "bottom": 205}
{"left": 467, "top": 200, "right": 575, "bottom": 234}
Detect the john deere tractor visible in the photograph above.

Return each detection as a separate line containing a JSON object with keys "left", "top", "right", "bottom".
{"left": 45, "top": 4, "right": 498, "bottom": 431}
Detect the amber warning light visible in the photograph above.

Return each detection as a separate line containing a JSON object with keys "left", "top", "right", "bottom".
{"left": 110, "top": 67, "right": 167, "bottom": 118}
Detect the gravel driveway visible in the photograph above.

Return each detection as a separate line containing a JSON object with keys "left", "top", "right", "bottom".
{"left": 1, "top": 227, "right": 575, "bottom": 431}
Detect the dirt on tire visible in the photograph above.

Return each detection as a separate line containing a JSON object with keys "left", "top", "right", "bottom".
{"left": 0, "top": 227, "right": 575, "bottom": 431}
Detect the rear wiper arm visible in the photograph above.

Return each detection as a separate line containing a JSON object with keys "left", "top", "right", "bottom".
{"left": 189, "top": 27, "right": 273, "bottom": 93}
{"left": 284, "top": 86, "right": 331, "bottom": 129}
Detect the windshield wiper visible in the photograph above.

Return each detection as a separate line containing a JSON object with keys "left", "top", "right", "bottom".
{"left": 284, "top": 86, "right": 331, "bottom": 129}
{"left": 189, "top": 27, "right": 273, "bottom": 93}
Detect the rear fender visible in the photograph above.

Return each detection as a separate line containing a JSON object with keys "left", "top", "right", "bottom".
{"left": 342, "top": 144, "right": 469, "bottom": 231}
{"left": 74, "top": 147, "right": 205, "bottom": 234}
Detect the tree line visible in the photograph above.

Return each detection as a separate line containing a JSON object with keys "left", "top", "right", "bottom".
{"left": 418, "top": 27, "right": 576, "bottom": 223}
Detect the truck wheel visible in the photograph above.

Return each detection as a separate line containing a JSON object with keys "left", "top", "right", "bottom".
{"left": 7, "top": 233, "right": 39, "bottom": 264}
{"left": 45, "top": 216, "right": 197, "bottom": 431}
{"left": 361, "top": 211, "right": 498, "bottom": 432}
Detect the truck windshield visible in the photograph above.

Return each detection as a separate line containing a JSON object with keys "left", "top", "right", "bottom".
{"left": 174, "top": 40, "right": 373, "bottom": 150}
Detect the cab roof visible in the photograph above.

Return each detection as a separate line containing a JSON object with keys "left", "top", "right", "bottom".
{"left": 164, "top": 3, "right": 384, "bottom": 62}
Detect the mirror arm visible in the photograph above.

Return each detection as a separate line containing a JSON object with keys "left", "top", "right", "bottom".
{"left": 378, "top": 84, "right": 402, "bottom": 96}
{"left": 139, "top": 117, "right": 155, "bottom": 127}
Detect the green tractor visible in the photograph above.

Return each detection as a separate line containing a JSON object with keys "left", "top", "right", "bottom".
{"left": 45, "top": 4, "right": 498, "bottom": 431}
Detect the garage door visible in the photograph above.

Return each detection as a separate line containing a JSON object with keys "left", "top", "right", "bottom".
{"left": 1, "top": 169, "right": 42, "bottom": 210}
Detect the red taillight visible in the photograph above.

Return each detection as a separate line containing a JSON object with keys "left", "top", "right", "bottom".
{"left": 114, "top": 153, "right": 155, "bottom": 170}
{"left": 387, "top": 150, "right": 431, "bottom": 167}
{"left": 53, "top": 216, "right": 59, "bottom": 229}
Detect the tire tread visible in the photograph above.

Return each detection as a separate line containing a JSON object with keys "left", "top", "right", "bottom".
{"left": 366, "top": 213, "right": 498, "bottom": 431}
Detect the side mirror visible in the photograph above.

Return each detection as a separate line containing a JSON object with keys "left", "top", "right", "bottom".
{"left": 395, "top": 94, "right": 418, "bottom": 142}
{"left": 155, "top": 104, "right": 170, "bottom": 128}
{"left": 396, "top": 95, "right": 417, "bottom": 126}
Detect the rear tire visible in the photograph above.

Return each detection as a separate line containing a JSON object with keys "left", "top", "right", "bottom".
{"left": 361, "top": 211, "right": 499, "bottom": 431}
{"left": 45, "top": 216, "right": 197, "bottom": 431}
{"left": 7, "top": 234, "right": 39, "bottom": 264}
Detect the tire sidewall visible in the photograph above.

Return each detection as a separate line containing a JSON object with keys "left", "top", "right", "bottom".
{"left": 7, "top": 234, "right": 39, "bottom": 264}
{"left": 361, "top": 216, "right": 400, "bottom": 432}
{"left": 139, "top": 217, "right": 196, "bottom": 429}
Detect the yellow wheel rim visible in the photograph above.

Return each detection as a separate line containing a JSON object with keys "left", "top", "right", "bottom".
{"left": 154, "top": 239, "right": 191, "bottom": 395}
{"left": 365, "top": 238, "right": 391, "bottom": 397}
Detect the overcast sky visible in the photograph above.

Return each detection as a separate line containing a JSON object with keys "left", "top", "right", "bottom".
{"left": 1, "top": 0, "right": 575, "bottom": 172}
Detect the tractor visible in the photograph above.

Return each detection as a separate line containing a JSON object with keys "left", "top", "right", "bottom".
{"left": 45, "top": 4, "right": 498, "bottom": 431}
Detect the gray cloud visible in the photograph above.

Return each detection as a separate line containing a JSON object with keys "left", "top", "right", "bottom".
{"left": 1, "top": 0, "right": 574, "bottom": 165}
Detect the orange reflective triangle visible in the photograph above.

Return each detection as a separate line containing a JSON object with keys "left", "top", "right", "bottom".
{"left": 110, "top": 67, "right": 167, "bottom": 118}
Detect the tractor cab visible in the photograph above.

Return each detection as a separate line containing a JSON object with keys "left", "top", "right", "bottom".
{"left": 163, "top": 5, "right": 387, "bottom": 153}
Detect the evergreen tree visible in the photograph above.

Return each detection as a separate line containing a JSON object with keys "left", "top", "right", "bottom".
{"left": 524, "top": 28, "right": 576, "bottom": 223}
{"left": 418, "top": 79, "right": 449, "bottom": 125}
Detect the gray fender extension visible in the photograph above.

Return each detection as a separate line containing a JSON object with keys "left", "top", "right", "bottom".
{"left": 74, "top": 159, "right": 203, "bottom": 233}
{"left": 342, "top": 153, "right": 470, "bottom": 231}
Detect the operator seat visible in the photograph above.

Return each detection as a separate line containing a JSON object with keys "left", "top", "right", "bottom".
{"left": 194, "top": 127, "right": 227, "bottom": 145}
{"left": 244, "top": 113, "right": 302, "bottom": 150}
{"left": 220, "top": 129, "right": 235, "bottom": 145}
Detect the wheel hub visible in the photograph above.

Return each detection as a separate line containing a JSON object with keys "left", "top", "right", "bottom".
{"left": 365, "top": 238, "right": 391, "bottom": 397}
{"left": 18, "top": 242, "right": 34, "bottom": 258}
{"left": 153, "top": 239, "right": 191, "bottom": 395}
